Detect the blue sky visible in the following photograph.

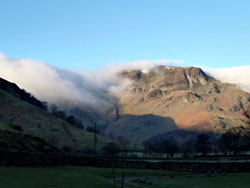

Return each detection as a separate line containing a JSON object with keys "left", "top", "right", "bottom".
{"left": 0, "top": 0, "right": 249, "bottom": 70}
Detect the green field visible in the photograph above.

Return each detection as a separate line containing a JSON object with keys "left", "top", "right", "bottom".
{"left": 0, "top": 166, "right": 249, "bottom": 188}
{"left": 135, "top": 173, "right": 250, "bottom": 188}
{"left": 0, "top": 166, "right": 165, "bottom": 188}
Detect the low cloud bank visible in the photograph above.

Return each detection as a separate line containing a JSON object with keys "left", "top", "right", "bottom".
{"left": 0, "top": 53, "right": 249, "bottom": 110}
{"left": 0, "top": 53, "right": 180, "bottom": 109}
{"left": 204, "top": 66, "right": 250, "bottom": 93}
{"left": 0, "top": 53, "right": 121, "bottom": 108}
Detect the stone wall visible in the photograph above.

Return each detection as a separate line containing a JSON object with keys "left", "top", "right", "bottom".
{"left": 1, "top": 151, "right": 250, "bottom": 173}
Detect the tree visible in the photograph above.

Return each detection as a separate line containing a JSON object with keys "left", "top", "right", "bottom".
{"left": 217, "top": 105, "right": 250, "bottom": 155}
{"left": 51, "top": 109, "right": 67, "bottom": 119}
{"left": 102, "top": 143, "right": 120, "bottom": 157}
{"left": 117, "top": 136, "right": 130, "bottom": 157}
{"left": 49, "top": 104, "right": 83, "bottom": 128}
{"left": 50, "top": 104, "right": 58, "bottom": 113}
{"left": 64, "top": 115, "right": 82, "bottom": 128}
{"left": 180, "top": 138, "right": 196, "bottom": 158}
{"left": 216, "top": 104, "right": 250, "bottom": 155}
{"left": 158, "top": 137, "right": 179, "bottom": 159}
{"left": 195, "top": 134, "right": 211, "bottom": 156}
{"left": 143, "top": 141, "right": 155, "bottom": 157}
{"left": 218, "top": 126, "right": 250, "bottom": 155}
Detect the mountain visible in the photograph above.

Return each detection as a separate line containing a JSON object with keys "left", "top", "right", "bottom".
{"left": 104, "top": 66, "right": 250, "bottom": 144}
{"left": 2, "top": 65, "right": 249, "bottom": 149}
{"left": 0, "top": 78, "right": 111, "bottom": 153}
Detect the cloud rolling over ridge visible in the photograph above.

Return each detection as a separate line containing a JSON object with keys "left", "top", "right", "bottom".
{"left": 0, "top": 53, "right": 249, "bottom": 110}
{"left": 204, "top": 66, "right": 250, "bottom": 93}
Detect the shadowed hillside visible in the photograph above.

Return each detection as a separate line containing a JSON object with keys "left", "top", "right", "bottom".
{"left": 0, "top": 77, "right": 111, "bottom": 154}
{"left": 104, "top": 114, "right": 177, "bottom": 144}
{"left": 0, "top": 77, "right": 47, "bottom": 110}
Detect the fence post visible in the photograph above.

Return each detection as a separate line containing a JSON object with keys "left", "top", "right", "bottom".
{"left": 113, "top": 167, "right": 116, "bottom": 188}
{"left": 121, "top": 172, "right": 124, "bottom": 188}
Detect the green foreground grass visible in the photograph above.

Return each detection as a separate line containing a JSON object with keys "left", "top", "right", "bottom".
{"left": 0, "top": 166, "right": 249, "bottom": 188}
{"left": 0, "top": 166, "right": 171, "bottom": 188}
{"left": 136, "top": 173, "right": 250, "bottom": 188}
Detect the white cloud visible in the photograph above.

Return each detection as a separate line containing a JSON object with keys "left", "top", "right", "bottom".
{"left": 0, "top": 53, "right": 181, "bottom": 110}
{"left": 105, "top": 59, "right": 184, "bottom": 73}
{"left": 0, "top": 53, "right": 120, "bottom": 108}
{"left": 1, "top": 52, "right": 249, "bottom": 112}
{"left": 203, "top": 66, "right": 250, "bottom": 93}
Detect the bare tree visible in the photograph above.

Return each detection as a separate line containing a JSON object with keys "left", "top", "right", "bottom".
{"left": 158, "top": 137, "right": 179, "bottom": 159}
{"left": 195, "top": 134, "right": 211, "bottom": 156}
{"left": 180, "top": 138, "right": 196, "bottom": 158}
{"left": 218, "top": 126, "right": 250, "bottom": 155}
{"left": 117, "top": 136, "right": 130, "bottom": 157}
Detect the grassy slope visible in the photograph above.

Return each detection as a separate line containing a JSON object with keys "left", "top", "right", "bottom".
{"left": 0, "top": 166, "right": 249, "bottom": 188}
{"left": 0, "top": 88, "right": 111, "bottom": 151}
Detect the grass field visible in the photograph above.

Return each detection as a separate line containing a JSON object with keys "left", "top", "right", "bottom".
{"left": 0, "top": 166, "right": 249, "bottom": 188}
{"left": 135, "top": 173, "right": 250, "bottom": 188}
{"left": 0, "top": 166, "right": 186, "bottom": 188}
{"left": 0, "top": 166, "right": 162, "bottom": 188}
{"left": 0, "top": 166, "right": 111, "bottom": 188}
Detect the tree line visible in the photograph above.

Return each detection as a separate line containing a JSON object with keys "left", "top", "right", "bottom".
{"left": 142, "top": 126, "right": 250, "bottom": 159}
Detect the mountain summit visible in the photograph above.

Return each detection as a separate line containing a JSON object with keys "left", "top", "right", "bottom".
{"left": 104, "top": 66, "right": 250, "bottom": 144}
{"left": 121, "top": 66, "right": 210, "bottom": 89}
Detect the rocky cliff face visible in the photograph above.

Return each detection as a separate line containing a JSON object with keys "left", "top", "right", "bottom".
{"left": 104, "top": 66, "right": 250, "bottom": 144}
{"left": 121, "top": 66, "right": 210, "bottom": 90}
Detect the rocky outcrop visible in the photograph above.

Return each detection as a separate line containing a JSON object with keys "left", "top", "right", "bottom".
{"left": 104, "top": 66, "right": 250, "bottom": 144}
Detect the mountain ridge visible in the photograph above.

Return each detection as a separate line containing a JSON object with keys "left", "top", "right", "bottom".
{"left": 1, "top": 65, "right": 249, "bottom": 147}
{"left": 103, "top": 66, "right": 250, "bottom": 144}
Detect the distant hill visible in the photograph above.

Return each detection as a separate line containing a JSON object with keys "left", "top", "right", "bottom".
{"left": 0, "top": 77, "right": 111, "bottom": 154}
